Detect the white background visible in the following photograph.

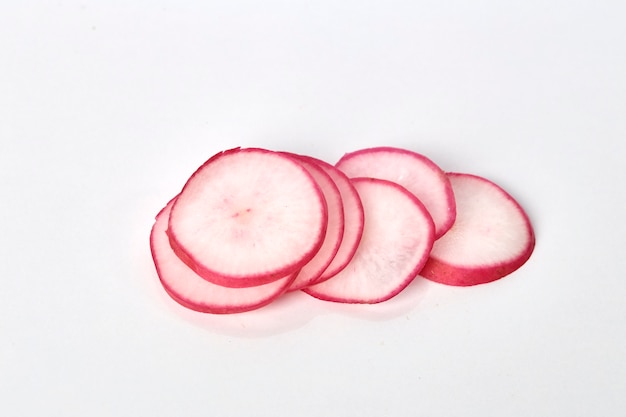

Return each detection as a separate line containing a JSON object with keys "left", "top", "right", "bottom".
{"left": 2, "top": 1, "right": 625, "bottom": 416}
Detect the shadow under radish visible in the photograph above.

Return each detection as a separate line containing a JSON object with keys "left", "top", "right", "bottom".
{"left": 307, "top": 275, "right": 433, "bottom": 322}
{"left": 163, "top": 290, "right": 323, "bottom": 338}
{"left": 156, "top": 275, "right": 433, "bottom": 338}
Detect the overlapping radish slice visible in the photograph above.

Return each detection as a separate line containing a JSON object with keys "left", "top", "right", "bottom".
{"left": 151, "top": 199, "right": 296, "bottom": 314}
{"left": 336, "top": 147, "right": 455, "bottom": 239}
{"left": 304, "top": 178, "right": 435, "bottom": 304}
{"left": 309, "top": 157, "right": 365, "bottom": 283}
{"left": 280, "top": 153, "right": 344, "bottom": 291}
{"left": 420, "top": 173, "right": 535, "bottom": 286}
{"left": 150, "top": 145, "right": 536, "bottom": 315}
{"left": 168, "top": 148, "right": 328, "bottom": 288}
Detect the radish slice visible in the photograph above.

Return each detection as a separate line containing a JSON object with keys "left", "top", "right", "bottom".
{"left": 304, "top": 178, "right": 435, "bottom": 304}
{"left": 280, "top": 154, "right": 344, "bottom": 291}
{"left": 168, "top": 148, "right": 328, "bottom": 288}
{"left": 420, "top": 173, "right": 535, "bottom": 286}
{"left": 309, "top": 157, "right": 365, "bottom": 283}
{"left": 151, "top": 199, "right": 296, "bottom": 314}
{"left": 336, "top": 147, "right": 455, "bottom": 239}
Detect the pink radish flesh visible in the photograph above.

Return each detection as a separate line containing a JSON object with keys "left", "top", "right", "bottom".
{"left": 281, "top": 154, "right": 344, "bottom": 291}
{"left": 304, "top": 178, "right": 435, "bottom": 304}
{"left": 151, "top": 199, "right": 296, "bottom": 314}
{"left": 309, "top": 157, "right": 365, "bottom": 283}
{"left": 336, "top": 147, "right": 455, "bottom": 239}
{"left": 168, "top": 148, "right": 328, "bottom": 288}
{"left": 420, "top": 173, "right": 535, "bottom": 286}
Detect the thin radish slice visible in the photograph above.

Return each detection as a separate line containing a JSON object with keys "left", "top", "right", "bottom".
{"left": 168, "top": 148, "right": 328, "bottom": 288}
{"left": 304, "top": 178, "right": 435, "bottom": 304}
{"left": 309, "top": 157, "right": 365, "bottom": 283}
{"left": 151, "top": 199, "right": 296, "bottom": 314}
{"left": 336, "top": 147, "right": 455, "bottom": 239}
{"left": 280, "top": 154, "right": 345, "bottom": 291}
{"left": 420, "top": 173, "right": 535, "bottom": 286}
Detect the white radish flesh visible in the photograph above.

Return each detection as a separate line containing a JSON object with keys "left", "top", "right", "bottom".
{"left": 281, "top": 154, "right": 344, "bottom": 291}
{"left": 304, "top": 178, "right": 435, "bottom": 304}
{"left": 151, "top": 200, "right": 296, "bottom": 314}
{"left": 336, "top": 147, "right": 455, "bottom": 239}
{"left": 309, "top": 157, "right": 365, "bottom": 283}
{"left": 420, "top": 173, "right": 535, "bottom": 286}
{"left": 168, "top": 148, "right": 328, "bottom": 288}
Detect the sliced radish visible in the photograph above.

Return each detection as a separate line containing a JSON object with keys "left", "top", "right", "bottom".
{"left": 151, "top": 199, "right": 296, "bottom": 314}
{"left": 150, "top": 145, "right": 536, "bottom": 315}
{"left": 308, "top": 157, "right": 365, "bottom": 283}
{"left": 304, "top": 178, "right": 435, "bottom": 304}
{"left": 420, "top": 173, "right": 535, "bottom": 286}
{"left": 336, "top": 147, "right": 456, "bottom": 239}
{"left": 279, "top": 153, "right": 344, "bottom": 291}
{"left": 168, "top": 148, "right": 328, "bottom": 288}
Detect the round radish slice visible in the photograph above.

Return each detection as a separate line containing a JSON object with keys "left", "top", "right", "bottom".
{"left": 281, "top": 154, "right": 345, "bottom": 291}
{"left": 304, "top": 178, "right": 435, "bottom": 304}
{"left": 336, "top": 147, "right": 455, "bottom": 239}
{"left": 168, "top": 148, "right": 328, "bottom": 288}
{"left": 307, "top": 157, "right": 364, "bottom": 283}
{"left": 420, "top": 173, "right": 535, "bottom": 286}
{"left": 151, "top": 199, "right": 296, "bottom": 314}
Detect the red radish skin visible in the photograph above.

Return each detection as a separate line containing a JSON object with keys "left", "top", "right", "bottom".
{"left": 307, "top": 157, "right": 365, "bottom": 283}
{"left": 151, "top": 199, "right": 296, "bottom": 314}
{"left": 168, "top": 148, "right": 328, "bottom": 288}
{"left": 336, "top": 147, "right": 456, "bottom": 239}
{"left": 420, "top": 173, "right": 535, "bottom": 286}
{"left": 280, "top": 154, "right": 344, "bottom": 291}
{"left": 304, "top": 178, "right": 435, "bottom": 304}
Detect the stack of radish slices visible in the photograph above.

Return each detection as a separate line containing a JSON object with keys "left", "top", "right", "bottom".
{"left": 150, "top": 147, "right": 535, "bottom": 314}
